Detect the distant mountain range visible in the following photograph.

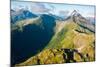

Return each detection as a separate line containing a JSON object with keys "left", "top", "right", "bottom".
{"left": 11, "top": 9, "right": 95, "bottom": 23}
{"left": 11, "top": 9, "right": 95, "bottom": 66}
{"left": 11, "top": 9, "right": 38, "bottom": 23}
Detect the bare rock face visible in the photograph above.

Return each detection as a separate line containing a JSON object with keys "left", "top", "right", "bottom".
{"left": 70, "top": 10, "right": 95, "bottom": 33}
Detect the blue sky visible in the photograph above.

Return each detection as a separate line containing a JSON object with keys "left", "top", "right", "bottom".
{"left": 11, "top": 1, "right": 95, "bottom": 17}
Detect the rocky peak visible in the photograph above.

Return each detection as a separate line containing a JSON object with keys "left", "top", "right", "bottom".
{"left": 69, "top": 10, "right": 95, "bottom": 33}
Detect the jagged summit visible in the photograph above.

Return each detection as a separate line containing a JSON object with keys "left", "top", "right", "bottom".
{"left": 66, "top": 10, "right": 81, "bottom": 21}
{"left": 70, "top": 10, "right": 86, "bottom": 22}
{"left": 66, "top": 10, "right": 95, "bottom": 33}
{"left": 71, "top": 10, "right": 81, "bottom": 17}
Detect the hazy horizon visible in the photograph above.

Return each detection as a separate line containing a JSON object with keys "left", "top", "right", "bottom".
{"left": 11, "top": 1, "right": 95, "bottom": 18}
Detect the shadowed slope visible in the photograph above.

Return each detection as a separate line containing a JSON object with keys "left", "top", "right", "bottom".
{"left": 11, "top": 14, "right": 56, "bottom": 65}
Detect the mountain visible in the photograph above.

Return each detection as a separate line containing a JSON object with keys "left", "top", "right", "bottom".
{"left": 11, "top": 14, "right": 56, "bottom": 65}
{"left": 16, "top": 49, "right": 86, "bottom": 66}
{"left": 45, "top": 10, "right": 95, "bottom": 48}
{"left": 11, "top": 10, "right": 95, "bottom": 66}
{"left": 70, "top": 10, "right": 95, "bottom": 32}
{"left": 11, "top": 9, "right": 38, "bottom": 23}
{"left": 11, "top": 16, "right": 42, "bottom": 31}
{"left": 42, "top": 10, "right": 95, "bottom": 63}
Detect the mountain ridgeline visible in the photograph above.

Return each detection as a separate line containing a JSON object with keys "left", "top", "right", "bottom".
{"left": 71, "top": 10, "right": 95, "bottom": 33}
{"left": 11, "top": 9, "right": 95, "bottom": 66}
{"left": 11, "top": 10, "right": 56, "bottom": 65}
{"left": 11, "top": 9, "right": 38, "bottom": 23}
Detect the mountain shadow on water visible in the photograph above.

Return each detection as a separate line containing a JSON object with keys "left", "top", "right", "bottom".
{"left": 11, "top": 14, "right": 56, "bottom": 65}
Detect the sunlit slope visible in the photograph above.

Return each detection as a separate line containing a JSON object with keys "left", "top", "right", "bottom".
{"left": 15, "top": 20, "right": 95, "bottom": 66}
{"left": 45, "top": 20, "right": 94, "bottom": 49}
{"left": 13, "top": 10, "right": 95, "bottom": 66}
{"left": 11, "top": 16, "right": 43, "bottom": 31}
{"left": 16, "top": 49, "right": 86, "bottom": 66}
{"left": 45, "top": 20, "right": 95, "bottom": 61}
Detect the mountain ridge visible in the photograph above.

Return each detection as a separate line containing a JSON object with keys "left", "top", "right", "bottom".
{"left": 11, "top": 9, "right": 38, "bottom": 23}
{"left": 11, "top": 9, "right": 95, "bottom": 66}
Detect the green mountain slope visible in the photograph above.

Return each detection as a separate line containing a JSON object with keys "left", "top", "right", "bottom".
{"left": 11, "top": 16, "right": 43, "bottom": 31}
{"left": 14, "top": 11, "right": 95, "bottom": 66}
{"left": 15, "top": 20, "right": 95, "bottom": 66}
{"left": 45, "top": 20, "right": 94, "bottom": 49}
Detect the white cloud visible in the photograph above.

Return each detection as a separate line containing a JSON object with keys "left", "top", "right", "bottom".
{"left": 30, "top": 3, "right": 51, "bottom": 14}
